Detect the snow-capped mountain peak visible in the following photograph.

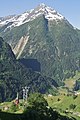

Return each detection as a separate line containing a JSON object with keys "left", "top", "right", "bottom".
{"left": 36, "top": 3, "right": 64, "bottom": 20}
{"left": 0, "top": 3, "right": 64, "bottom": 29}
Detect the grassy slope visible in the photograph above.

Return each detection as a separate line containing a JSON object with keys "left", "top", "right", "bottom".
{"left": 64, "top": 71, "right": 80, "bottom": 89}
{"left": 0, "top": 93, "right": 80, "bottom": 120}
{"left": 45, "top": 72, "right": 80, "bottom": 120}
{"left": 46, "top": 95, "right": 80, "bottom": 120}
{"left": 46, "top": 94, "right": 80, "bottom": 111}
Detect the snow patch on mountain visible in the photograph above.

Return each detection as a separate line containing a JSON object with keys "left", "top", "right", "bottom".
{"left": 0, "top": 3, "right": 65, "bottom": 29}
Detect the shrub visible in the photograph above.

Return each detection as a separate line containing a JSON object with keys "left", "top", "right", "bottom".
{"left": 69, "top": 104, "right": 76, "bottom": 110}
{"left": 73, "top": 95, "right": 77, "bottom": 99}
{"left": 10, "top": 102, "right": 19, "bottom": 112}
{"left": 57, "top": 98, "right": 61, "bottom": 101}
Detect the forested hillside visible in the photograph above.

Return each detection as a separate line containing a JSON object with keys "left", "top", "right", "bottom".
{"left": 0, "top": 37, "right": 58, "bottom": 102}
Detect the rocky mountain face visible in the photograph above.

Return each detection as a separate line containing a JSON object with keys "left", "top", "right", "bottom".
{"left": 0, "top": 37, "right": 58, "bottom": 102}
{"left": 0, "top": 4, "right": 80, "bottom": 84}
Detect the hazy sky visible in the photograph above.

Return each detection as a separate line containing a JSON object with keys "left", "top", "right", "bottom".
{"left": 0, "top": 0, "right": 80, "bottom": 29}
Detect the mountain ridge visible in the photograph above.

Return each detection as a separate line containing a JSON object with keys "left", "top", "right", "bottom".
{"left": 0, "top": 3, "right": 65, "bottom": 29}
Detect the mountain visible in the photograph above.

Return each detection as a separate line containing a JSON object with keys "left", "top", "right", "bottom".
{"left": 0, "top": 37, "right": 58, "bottom": 102}
{"left": 0, "top": 4, "right": 80, "bottom": 85}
